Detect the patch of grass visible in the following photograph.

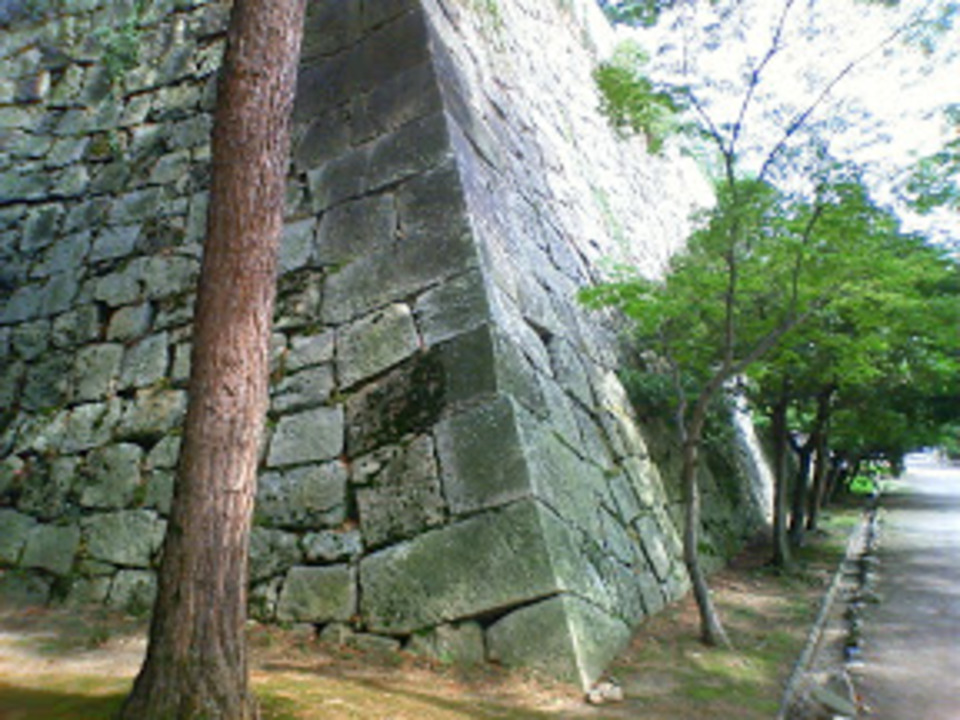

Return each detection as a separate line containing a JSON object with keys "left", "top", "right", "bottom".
{"left": 0, "top": 679, "right": 128, "bottom": 720}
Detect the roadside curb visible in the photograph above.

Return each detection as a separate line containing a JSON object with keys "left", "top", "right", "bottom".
{"left": 776, "top": 503, "right": 880, "bottom": 720}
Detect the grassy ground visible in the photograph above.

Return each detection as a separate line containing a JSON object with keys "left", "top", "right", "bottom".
{"left": 0, "top": 508, "right": 860, "bottom": 720}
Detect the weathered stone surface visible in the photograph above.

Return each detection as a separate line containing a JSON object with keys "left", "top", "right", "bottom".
{"left": 119, "top": 332, "right": 169, "bottom": 389}
{"left": 249, "top": 576, "right": 284, "bottom": 621}
{"left": 90, "top": 225, "right": 140, "bottom": 262}
{"left": 286, "top": 331, "right": 335, "bottom": 372}
{"left": 65, "top": 576, "right": 112, "bottom": 606}
{"left": 360, "top": 501, "right": 559, "bottom": 634}
{"left": 486, "top": 595, "right": 632, "bottom": 690}
{"left": 20, "top": 352, "right": 71, "bottom": 410}
{"left": 116, "top": 389, "right": 187, "bottom": 441}
{"left": 82, "top": 510, "right": 166, "bottom": 568}
{"left": 356, "top": 435, "right": 445, "bottom": 548}
{"left": 336, "top": 303, "right": 420, "bottom": 389}
{"left": 276, "top": 565, "right": 356, "bottom": 624}
{"left": 256, "top": 461, "right": 348, "bottom": 530}
{"left": 322, "top": 190, "right": 477, "bottom": 323}
{"left": 414, "top": 270, "right": 490, "bottom": 347}
{"left": 302, "top": 529, "right": 363, "bottom": 563}
{"left": 408, "top": 621, "right": 486, "bottom": 665}
{"left": 11, "top": 321, "right": 50, "bottom": 360}
{"left": 21, "top": 523, "right": 80, "bottom": 576}
{"left": 345, "top": 351, "right": 445, "bottom": 455}
{"left": 80, "top": 443, "right": 143, "bottom": 509}
{"left": 0, "top": 571, "right": 50, "bottom": 606}
{"left": 272, "top": 365, "right": 335, "bottom": 414}
{"left": 61, "top": 400, "right": 123, "bottom": 453}
{"left": 17, "top": 455, "right": 77, "bottom": 520}
{"left": 274, "top": 269, "right": 323, "bottom": 330}
{"left": 0, "top": 509, "right": 37, "bottom": 565}
{"left": 279, "top": 217, "right": 316, "bottom": 274}
{"left": 315, "top": 193, "right": 396, "bottom": 267}
{"left": 267, "top": 406, "right": 345, "bottom": 468}
{"left": 634, "top": 515, "right": 675, "bottom": 583}
{"left": 146, "top": 435, "right": 181, "bottom": 471}
{"left": 144, "top": 470, "right": 175, "bottom": 516}
{"left": 107, "top": 303, "right": 153, "bottom": 341}
{"left": 353, "top": 61, "right": 442, "bottom": 143}
{"left": 73, "top": 343, "right": 124, "bottom": 401}
{"left": 108, "top": 570, "right": 156, "bottom": 614}
{"left": 249, "top": 527, "right": 303, "bottom": 583}
{"left": 436, "top": 395, "right": 532, "bottom": 516}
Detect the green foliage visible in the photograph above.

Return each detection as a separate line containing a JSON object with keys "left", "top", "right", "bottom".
{"left": 92, "top": 5, "right": 145, "bottom": 86}
{"left": 905, "top": 139, "right": 960, "bottom": 214}
{"left": 594, "top": 42, "right": 687, "bottom": 154}
{"left": 600, "top": 0, "right": 679, "bottom": 27}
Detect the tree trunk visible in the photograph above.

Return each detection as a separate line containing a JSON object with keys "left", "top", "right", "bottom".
{"left": 806, "top": 430, "right": 830, "bottom": 531}
{"left": 119, "top": 2, "right": 306, "bottom": 718}
{"left": 770, "top": 395, "right": 793, "bottom": 569}
{"left": 681, "top": 400, "right": 731, "bottom": 648}
{"left": 788, "top": 442, "right": 812, "bottom": 548}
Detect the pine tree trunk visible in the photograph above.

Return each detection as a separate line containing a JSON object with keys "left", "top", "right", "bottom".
{"left": 119, "top": 2, "right": 306, "bottom": 718}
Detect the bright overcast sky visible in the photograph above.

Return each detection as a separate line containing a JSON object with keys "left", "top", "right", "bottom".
{"left": 617, "top": 0, "right": 959, "bottom": 240}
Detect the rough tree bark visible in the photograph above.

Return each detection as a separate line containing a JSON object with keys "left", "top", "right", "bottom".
{"left": 119, "top": 1, "right": 306, "bottom": 717}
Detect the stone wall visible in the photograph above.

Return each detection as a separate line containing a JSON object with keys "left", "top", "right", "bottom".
{"left": 0, "top": 0, "right": 771, "bottom": 689}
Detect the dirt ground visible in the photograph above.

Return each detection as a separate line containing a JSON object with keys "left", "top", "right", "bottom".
{"left": 0, "top": 513, "right": 854, "bottom": 720}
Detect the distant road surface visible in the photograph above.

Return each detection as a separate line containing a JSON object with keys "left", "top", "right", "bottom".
{"left": 854, "top": 454, "right": 960, "bottom": 720}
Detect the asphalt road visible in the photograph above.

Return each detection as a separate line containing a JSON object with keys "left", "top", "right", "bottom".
{"left": 853, "top": 454, "right": 960, "bottom": 720}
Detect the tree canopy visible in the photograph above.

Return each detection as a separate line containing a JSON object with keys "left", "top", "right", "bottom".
{"left": 587, "top": 0, "right": 960, "bottom": 642}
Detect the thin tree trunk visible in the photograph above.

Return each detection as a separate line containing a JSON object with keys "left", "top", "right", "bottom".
{"left": 788, "top": 442, "right": 812, "bottom": 547}
{"left": 681, "top": 398, "right": 731, "bottom": 648}
{"left": 120, "top": 2, "right": 306, "bottom": 718}
{"left": 770, "top": 395, "right": 793, "bottom": 569}
{"left": 806, "top": 430, "right": 830, "bottom": 531}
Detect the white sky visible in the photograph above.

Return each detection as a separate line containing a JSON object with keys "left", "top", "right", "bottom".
{"left": 617, "top": 0, "right": 960, "bottom": 242}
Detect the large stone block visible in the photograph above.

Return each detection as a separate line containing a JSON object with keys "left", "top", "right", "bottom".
{"left": 80, "top": 443, "right": 143, "bottom": 509}
{"left": 322, "top": 197, "right": 477, "bottom": 324}
{"left": 21, "top": 523, "right": 80, "bottom": 576}
{"left": 359, "top": 500, "right": 560, "bottom": 634}
{"left": 408, "top": 621, "right": 486, "bottom": 666}
{"left": 485, "top": 594, "right": 632, "bottom": 690}
{"left": 60, "top": 399, "right": 123, "bottom": 453}
{"left": 249, "top": 527, "right": 303, "bottom": 583}
{"left": 116, "top": 388, "right": 187, "bottom": 441}
{"left": 276, "top": 564, "right": 356, "bottom": 624}
{"left": 414, "top": 270, "right": 490, "bottom": 347}
{"left": 267, "top": 406, "right": 345, "bottom": 468}
{"left": 355, "top": 435, "right": 445, "bottom": 548}
{"left": 436, "top": 395, "right": 532, "bottom": 516}
{"left": 256, "top": 461, "right": 348, "bottom": 530}
{"left": 272, "top": 365, "right": 336, "bottom": 414}
{"left": 119, "top": 332, "right": 169, "bottom": 390}
{"left": 20, "top": 352, "right": 71, "bottom": 410}
{"left": 17, "top": 455, "right": 77, "bottom": 520}
{"left": 0, "top": 509, "right": 37, "bottom": 565}
{"left": 344, "top": 350, "right": 446, "bottom": 456}
{"left": 314, "top": 193, "right": 395, "bottom": 267}
{"left": 336, "top": 303, "right": 420, "bottom": 389}
{"left": 73, "top": 343, "right": 124, "bottom": 401}
{"left": 82, "top": 510, "right": 166, "bottom": 568}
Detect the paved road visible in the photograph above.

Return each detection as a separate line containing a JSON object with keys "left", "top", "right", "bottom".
{"left": 854, "top": 455, "right": 960, "bottom": 720}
